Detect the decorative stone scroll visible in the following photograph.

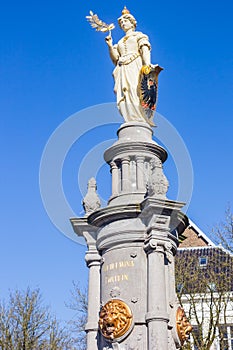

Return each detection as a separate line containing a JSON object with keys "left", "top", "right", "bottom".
{"left": 176, "top": 306, "right": 192, "bottom": 345}
{"left": 99, "top": 299, "right": 133, "bottom": 340}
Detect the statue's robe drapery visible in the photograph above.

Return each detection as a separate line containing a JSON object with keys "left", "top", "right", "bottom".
{"left": 113, "top": 31, "right": 151, "bottom": 122}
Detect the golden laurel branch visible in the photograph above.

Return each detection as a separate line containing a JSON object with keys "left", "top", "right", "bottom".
{"left": 86, "top": 11, "right": 115, "bottom": 34}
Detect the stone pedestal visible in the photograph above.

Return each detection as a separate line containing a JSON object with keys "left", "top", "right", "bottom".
{"left": 71, "top": 122, "right": 189, "bottom": 349}
{"left": 105, "top": 122, "right": 167, "bottom": 206}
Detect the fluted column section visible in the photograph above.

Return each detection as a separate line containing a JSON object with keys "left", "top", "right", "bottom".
{"left": 145, "top": 237, "right": 169, "bottom": 350}
{"left": 83, "top": 234, "right": 101, "bottom": 350}
{"left": 121, "top": 157, "right": 130, "bottom": 192}
{"left": 136, "top": 156, "right": 145, "bottom": 191}
{"left": 110, "top": 161, "right": 118, "bottom": 197}
{"left": 164, "top": 242, "right": 177, "bottom": 312}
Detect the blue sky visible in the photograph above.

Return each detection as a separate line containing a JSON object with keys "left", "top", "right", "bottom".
{"left": 1, "top": 0, "right": 233, "bottom": 322}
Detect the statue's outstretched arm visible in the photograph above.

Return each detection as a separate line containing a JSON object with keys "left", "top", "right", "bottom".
{"left": 141, "top": 45, "right": 151, "bottom": 66}
{"left": 105, "top": 35, "right": 119, "bottom": 66}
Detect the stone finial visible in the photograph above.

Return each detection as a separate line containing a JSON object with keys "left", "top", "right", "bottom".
{"left": 82, "top": 177, "right": 101, "bottom": 215}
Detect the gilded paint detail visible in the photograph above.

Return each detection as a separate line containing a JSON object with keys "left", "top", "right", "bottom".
{"left": 99, "top": 299, "right": 133, "bottom": 340}
{"left": 176, "top": 306, "right": 193, "bottom": 345}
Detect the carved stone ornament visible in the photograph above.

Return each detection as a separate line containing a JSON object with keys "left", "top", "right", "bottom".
{"left": 147, "top": 159, "right": 169, "bottom": 198}
{"left": 176, "top": 306, "right": 193, "bottom": 345}
{"left": 110, "top": 286, "right": 121, "bottom": 298}
{"left": 99, "top": 299, "right": 133, "bottom": 340}
{"left": 82, "top": 177, "right": 101, "bottom": 215}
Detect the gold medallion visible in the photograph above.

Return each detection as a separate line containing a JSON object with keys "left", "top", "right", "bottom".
{"left": 99, "top": 299, "right": 133, "bottom": 340}
{"left": 176, "top": 306, "right": 192, "bottom": 345}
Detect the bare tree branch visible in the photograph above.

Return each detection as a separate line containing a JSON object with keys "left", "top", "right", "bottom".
{"left": 66, "top": 282, "right": 87, "bottom": 350}
{"left": 0, "top": 287, "right": 75, "bottom": 350}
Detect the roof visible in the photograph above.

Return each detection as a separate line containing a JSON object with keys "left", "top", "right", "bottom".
{"left": 176, "top": 245, "right": 233, "bottom": 292}
{"left": 178, "top": 218, "right": 233, "bottom": 258}
{"left": 178, "top": 219, "right": 215, "bottom": 248}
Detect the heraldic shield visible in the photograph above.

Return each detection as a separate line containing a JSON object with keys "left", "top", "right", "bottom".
{"left": 138, "top": 64, "right": 163, "bottom": 125}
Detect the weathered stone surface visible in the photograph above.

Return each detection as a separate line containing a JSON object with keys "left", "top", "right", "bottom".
{"left": 104, "top": 122, "right": 167, "bottom": 206}
{"left": 70, "top": 123, "right": 189, "bottom": 350}
{"left": 83, "top": 177, "right": 101, "bottom": 215}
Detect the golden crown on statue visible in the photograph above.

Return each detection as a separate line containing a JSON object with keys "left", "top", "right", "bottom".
{"left": 122, "top": 6, "right": 130, "bottom": 15}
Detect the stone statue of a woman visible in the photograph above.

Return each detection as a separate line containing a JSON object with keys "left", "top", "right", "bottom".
{"left": 105, "top": 7, "right": 162, "bottom": 126}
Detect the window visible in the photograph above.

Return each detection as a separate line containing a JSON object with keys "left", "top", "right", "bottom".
{"left": 177, "top": 283, "right": 183, "bottom": 293}
{"left": 199, "top": 256, "right": 207, "bottom": 267}
{"left": 207, "top": 282, "right": 216, "bottom": 291}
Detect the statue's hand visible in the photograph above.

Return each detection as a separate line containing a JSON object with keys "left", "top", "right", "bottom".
{"left": 105, "top": 35, "right": 113, "bottom": 47}
{"left": 141, "top": 65, "right": 151, "bottom": 75}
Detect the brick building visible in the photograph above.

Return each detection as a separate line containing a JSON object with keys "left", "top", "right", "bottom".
{"left": 176, "top": 220, "right": 233, "bottom": 350}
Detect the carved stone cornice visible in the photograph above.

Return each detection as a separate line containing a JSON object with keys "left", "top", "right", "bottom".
{"left": 88, "top": 204, "right": 141, "bottom": 227}
{"left": 70, "top": 217, "right": 101, "bottom": 265}
{"left": 140, "top": 197, "right": 189, "bottom": 236}
{"left": 104, "top": 141, "right": 167, "bottom": 164}
{"left": 70, "top": 217, "right": 98, "bottom": 238}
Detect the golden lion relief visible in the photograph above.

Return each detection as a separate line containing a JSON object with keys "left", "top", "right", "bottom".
{"left": 99, "top": 299, "right": 133, "bottom": 340}
{"left": 176, "top": 306, "right": 193, "bottom": 345}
